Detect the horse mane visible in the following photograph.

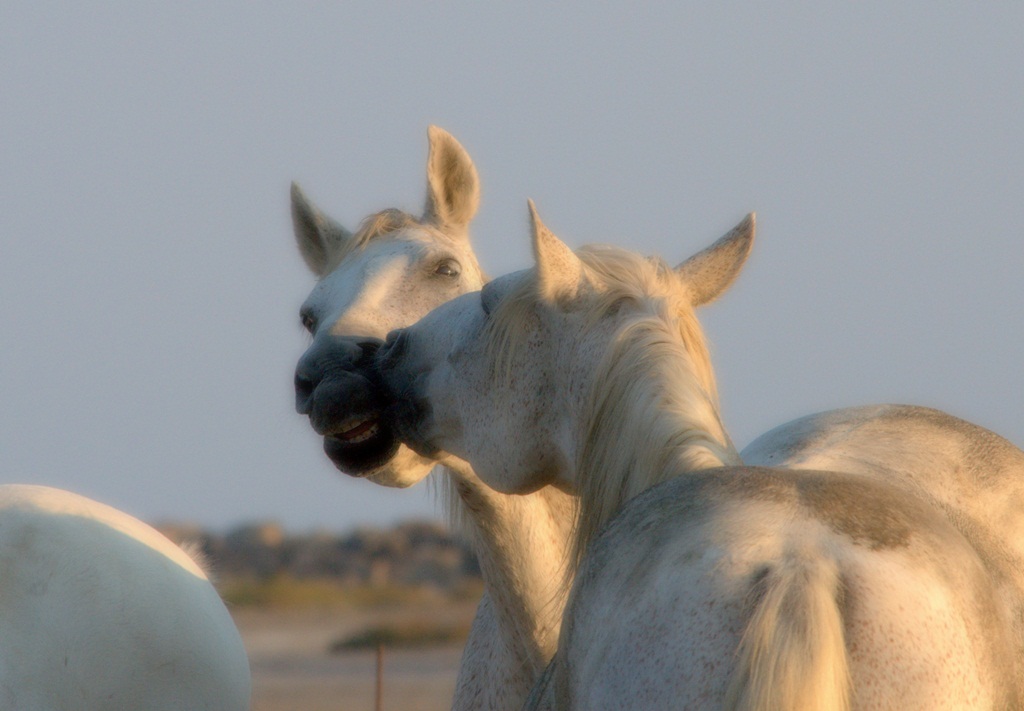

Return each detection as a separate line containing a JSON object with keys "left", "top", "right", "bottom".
{"left": 485, "top": 244, "right": 741, "bottom": 569}
{"left": 323, "top": 208, "right": 425, "bottom": 273}
{"left": 434, "top": 465, "right": 577, "bottom": 557}
{"left": 436, "top": 472, "right": 474, "bottom": 536}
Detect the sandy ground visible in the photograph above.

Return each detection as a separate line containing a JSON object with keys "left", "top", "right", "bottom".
{"left": 233, "top": 603, "right": 476, "bottom": 711}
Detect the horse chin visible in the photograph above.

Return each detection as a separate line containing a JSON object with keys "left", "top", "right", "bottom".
{"left": 360, "top": 445, "right": 438, "bottom": 488}
{"left": 323, "top": 430, "right": 435, "bottom": 488}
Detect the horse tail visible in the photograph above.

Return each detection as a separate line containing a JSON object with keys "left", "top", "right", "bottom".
{"left": 724, "top": 547, "right": 850, "bottom": 711}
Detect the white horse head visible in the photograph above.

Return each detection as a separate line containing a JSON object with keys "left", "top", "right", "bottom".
{"left": 293, "top": 126, "right": 486, "bottom": 487}
{"left": 381, "top": 204, "right": 750, "bottom": 485}
{"left": 380, "top": 203, "right": 752, "bottom": 558}
{"left": 292, "top": 132, "right": 577, "bottom": 711}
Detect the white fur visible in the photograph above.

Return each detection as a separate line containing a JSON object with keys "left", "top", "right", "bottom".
{"left": 382, "top": 206, "right": 1023, "bottom": 709}
{"left": 724, "top": 541, "right": 849, "bottom": 710}
{"left": 0, "top": 484, "right": 250, "bottom": 710}
{"left": 300, "top": 132, "right": 1024, "bottom": 709}
{"left": 293, "top": 128, "right": 572, "bottom": 711}
{"left": 743, "top": 403, "right": 1024, "bottom": 567}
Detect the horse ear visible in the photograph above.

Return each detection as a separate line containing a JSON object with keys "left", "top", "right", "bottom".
{"left": 423, "top": 126, "right": 480, "bottom": 236}
{"left": 291, "top": 182, "right": 354, "bottom": 277}
{"left": 674, "top": 213, "right": 755, "bottom": 306}
{"left": 529, "top": 200, "right": 585, "bottom": 307}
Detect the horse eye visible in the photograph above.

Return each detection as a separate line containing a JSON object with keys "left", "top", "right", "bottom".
{"left": 434, "top": 259, "right": 461, "bottom": 278}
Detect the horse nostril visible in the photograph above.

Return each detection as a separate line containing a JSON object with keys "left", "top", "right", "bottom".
{"left": 294, "top": 370, "right": 316, "bottom": 414}
{"left": 379, "top": 330, "right": 407, "bottom": 370}
{"left": 356, "top": 338, "right": 384, "bottom": 366}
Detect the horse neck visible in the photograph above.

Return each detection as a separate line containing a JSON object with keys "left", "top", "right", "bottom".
{"left": 570, "top": 315, "right": 742, "bottom": 566}
{"left": 439, "top": 462, "right": 574, "bottom": 671}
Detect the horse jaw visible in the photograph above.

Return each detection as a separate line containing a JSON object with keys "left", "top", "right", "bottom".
{"left": 359, "top": 444, "right": 438, "bottom": 488}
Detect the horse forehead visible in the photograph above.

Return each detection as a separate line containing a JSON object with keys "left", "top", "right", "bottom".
{"left": 367, "top": 224, "right": 472, "bottom": 261}
{"left": 308, "top": 241, "right": 423, "bottom": 306}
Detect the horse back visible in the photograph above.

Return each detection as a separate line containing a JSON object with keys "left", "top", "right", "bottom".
{"left": 743, "top": 404, "right": 1024, "bottom": 545}
{"left": 554, "top": 467, "right": 1020, "bottom": 710}
{"left": 0, "top": 485, "right": 251, "bottom": 711}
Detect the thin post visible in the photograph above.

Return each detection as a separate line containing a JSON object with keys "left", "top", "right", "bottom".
{"left": 375, "top": 642, "right": 384, "bottom": 711}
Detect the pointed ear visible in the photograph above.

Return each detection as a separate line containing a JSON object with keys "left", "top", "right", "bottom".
{"left": 423, "top": 126, "right": 480, "bottom": 235}
{"left": 291, "top": 182, "right": 354, "bottom": 277}
{"left": 529, "top": 200, "right": 584, "bottom": 307}
{"left": 675, "top": 213, "right": 755, "bottom": 306}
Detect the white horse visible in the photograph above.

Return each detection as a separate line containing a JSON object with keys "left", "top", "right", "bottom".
{"left": 0, "top": 484, "right": 251, "bottom": 711}
{"left": 743, "top": 403, "right": 1024, "bottom": 568}
{"left": 292, "top": 126, "right": 574, "bottom": 711}
{"left": 294, "top": 129, "right": 1024, "bottom": 710}
{"left": 378, "top": 204, "right": 1023, "bottom": 709}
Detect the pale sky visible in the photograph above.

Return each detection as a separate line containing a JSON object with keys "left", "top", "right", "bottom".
{"left": 2, "top": 3, "right": 1021, "bottom": 530}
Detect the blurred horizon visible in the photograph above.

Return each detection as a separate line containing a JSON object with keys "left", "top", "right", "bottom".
{"left": 2, "top": 3, "right": 1021, "bottom": 530}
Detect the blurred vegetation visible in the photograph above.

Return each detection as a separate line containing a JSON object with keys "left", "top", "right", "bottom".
{"left": 218, "top": 574, "right": 484, "bottom": 610}
{"left": 156, "top": 519, "right": 484, "bottom": 610}
{"left": 330, "top": 619, "right": 474, "bottom": 651}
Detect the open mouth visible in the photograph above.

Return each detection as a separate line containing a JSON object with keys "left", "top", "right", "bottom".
{"left": 323, "top": 412, "right": 400, "bottom": 475}
{"left": 332, "top": 416, "right": 382, "bottom": 444}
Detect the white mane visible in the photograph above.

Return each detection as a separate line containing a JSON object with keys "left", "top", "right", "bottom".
{"left": 485, "top": 244, "right": 742, "bottom": 567}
